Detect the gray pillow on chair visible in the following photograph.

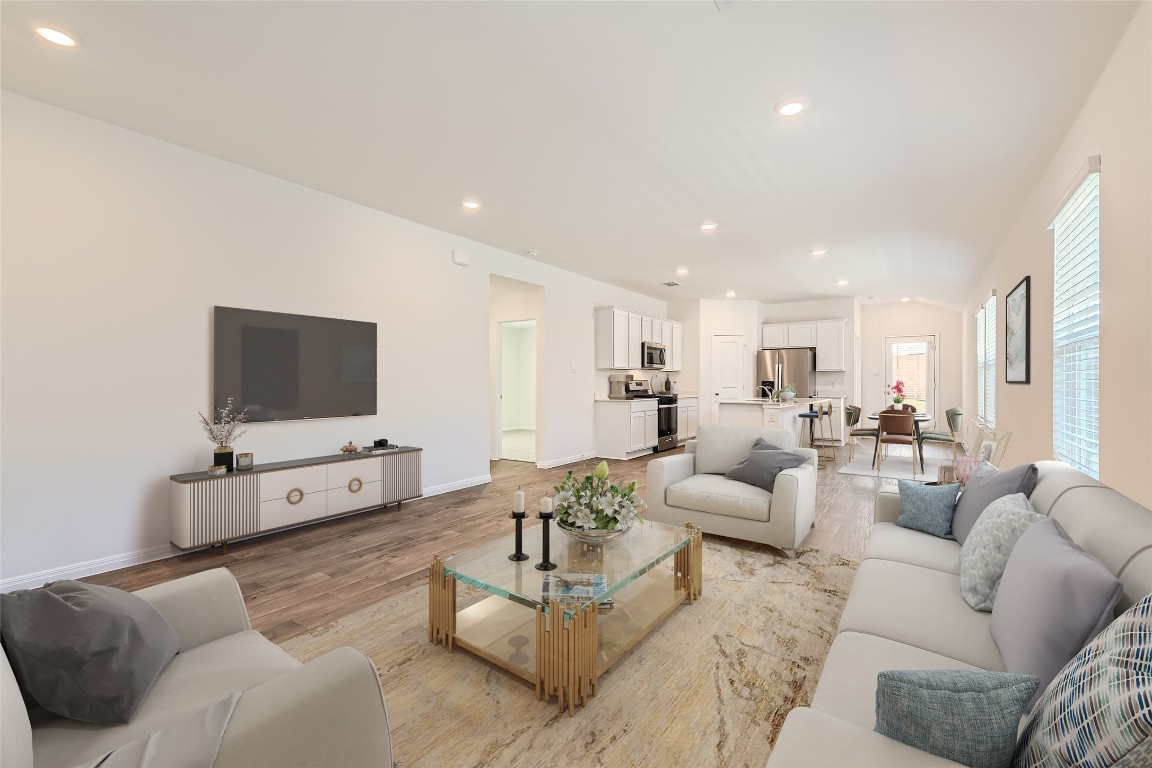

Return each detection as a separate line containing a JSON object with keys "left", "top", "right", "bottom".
{"left": 725, "top": 449, "right": 807, "bottom": 492}
{"left": 0, "top": 580, "right": 180, "bottom": 724}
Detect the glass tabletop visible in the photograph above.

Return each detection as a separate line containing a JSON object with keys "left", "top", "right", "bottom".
{"left": 443, "top": 519, "right": 692, "bottom": 616}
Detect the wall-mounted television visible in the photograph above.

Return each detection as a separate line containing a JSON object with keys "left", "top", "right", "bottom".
{"left": 213, "top": 307, "right": 377, "bottom": 422}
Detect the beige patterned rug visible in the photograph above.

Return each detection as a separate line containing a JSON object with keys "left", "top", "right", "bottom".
{"left": 280, "top": 538, "right": 857, "bottom": 768}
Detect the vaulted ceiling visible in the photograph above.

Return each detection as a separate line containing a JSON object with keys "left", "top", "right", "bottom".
{"left": 1, "top": 1, "right": 1139, "bottom": 307}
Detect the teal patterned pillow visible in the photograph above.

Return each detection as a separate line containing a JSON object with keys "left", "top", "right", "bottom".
{"left": 959, "top": 493, "right": 1043, "bottom": 611}
{"left": 875, "top": 669, "right": 1038, "bottom": 768}
{"left": 1014, "top": 594, "right": 1152, "bottom": 768}
{"left": 895, "top": 480, "right": 960, "bottom": 538}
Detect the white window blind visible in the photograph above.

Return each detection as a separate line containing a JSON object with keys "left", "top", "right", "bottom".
{"left": 1051, "top": 171, "right": 1100, "bottom": 478}
{"left": 976, "top": 294, "right": 996, "bottom": 427}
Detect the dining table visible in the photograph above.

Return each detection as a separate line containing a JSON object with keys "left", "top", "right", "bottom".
{"left": 868, "top": 412, "right": 932, "bottom": 472}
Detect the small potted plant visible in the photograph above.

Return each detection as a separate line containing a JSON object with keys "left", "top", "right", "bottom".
{"left": 778, "top": 383, "right": 797, "bottom": 401}
{"left": 553, "top": 461, "right": 644, "bottom": 543}
{"left": 887, "top": 380, "right": 906, "bottom": 405}
{"left": 198, "top": 397, "right": 249, "bottom": 472}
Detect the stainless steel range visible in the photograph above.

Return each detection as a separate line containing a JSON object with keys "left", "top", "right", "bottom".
{"left": 634, "top": 392, "right": 678, "bottom": 452}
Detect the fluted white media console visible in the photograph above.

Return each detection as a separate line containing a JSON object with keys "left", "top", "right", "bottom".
{"left": 169, "top": 447, "right": 422, "bottom": 549}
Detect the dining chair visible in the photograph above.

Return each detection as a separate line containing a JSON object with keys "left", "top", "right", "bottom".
{"left": 877, "top": 411, "right": 919, "bottom": 478}
{"left": 890, "top": 403, "right": 917, "bottom": 413}
{"left": 919, "top": 407, "right": 963, "bottom": 463}
{"left": 845, "top": 405, "right": 877, "bottom": 462}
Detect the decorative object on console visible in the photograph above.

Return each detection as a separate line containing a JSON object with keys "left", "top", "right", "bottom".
{"left": 535, "top": 497, "right": 557, "bottom": 571}
{"left": 1005, "top": 275, "right": 1030, "bottom": 384}
{"left": 198, "top": 396, "right": 248, "bottom": 472}
{"left": 235, "top": 452, "right": 253, "bottom": 471}
{"left": 508, "top": 489, "right": 529, "bottom": 562}
{"left": 553, "top": 461, "right": 644, "bottom": 543}
{"left": 207, "top": 465, "right": 227, "bottom": 476}
{"left": 340, "top": 441, "right": 358, "bottom": 454}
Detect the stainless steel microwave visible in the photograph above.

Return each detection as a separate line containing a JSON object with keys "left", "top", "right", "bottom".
{"left": 642, "top": 341, "right": 666, "bottom": 370}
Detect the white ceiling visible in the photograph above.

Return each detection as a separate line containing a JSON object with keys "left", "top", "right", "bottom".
{"left": 1, "top": 1, "right": 1139, "bottom": 308}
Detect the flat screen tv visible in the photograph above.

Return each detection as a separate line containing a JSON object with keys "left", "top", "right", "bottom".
{"left": 213, "top": 307, "right": 377, "bottom": 422}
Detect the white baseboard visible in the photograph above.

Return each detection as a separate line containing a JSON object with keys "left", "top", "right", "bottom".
{"left": 1, "top": 544, "right": 180, "bottom": 593}
{"left": 422, "top": 474, "right": 491, "bottom": 497}
{"left": 536, "top": 452, "right": 596, "bottom": 469}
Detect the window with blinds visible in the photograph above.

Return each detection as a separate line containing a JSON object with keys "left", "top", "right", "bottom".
{"left": 976, "top": 294, "right": 996, "bottom": 427}
{"left": 1051, "top": 170, "right": 1100, "bottom": 478}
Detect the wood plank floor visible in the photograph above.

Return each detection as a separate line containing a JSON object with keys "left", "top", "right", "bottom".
{"left": 84, "top": 445, "right": 900, "bottom": 644}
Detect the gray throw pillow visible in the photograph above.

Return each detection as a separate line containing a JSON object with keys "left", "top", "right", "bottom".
{"left": 750, "top": 437, "right": 783, "bottom": 451}
{"left": 990, "top": 517, "right": 1123, "bottom": 714}
{"left": 725, "top": 449, "right": 807, "bottom": 493}
{"left": 959, "top": 493, "right": 1043, "bottom": 611}
{"left": 874, "top": 669, "right": 1038, "bottom": 768}
{"left": 0, "top": 580, "right": 180, "bottom": 724}
{"left": 951, "top": 462, "right": 1038, "bottom": 544}
{"left": 895, "top": 480, "right": 960, "bottom": 538}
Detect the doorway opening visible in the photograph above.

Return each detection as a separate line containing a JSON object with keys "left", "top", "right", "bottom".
{"left": 498, "top": 320, "right": 537, "bottom": 462}
{"left": 883, "top": 335, "right": 937, "bottom": 426}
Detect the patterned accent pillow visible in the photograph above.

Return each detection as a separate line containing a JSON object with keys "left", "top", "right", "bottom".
{"left": 895, "top": 480, "right": 960, "bottom": 538}
{"left": 1014, "top": 593, "right": 1152, "bottom": 768}
{"left": 959, "top": 493, "right": 1043, "bottom": 611}
{"left": 874, "top": 669, "right": 1038, "bottom": 768}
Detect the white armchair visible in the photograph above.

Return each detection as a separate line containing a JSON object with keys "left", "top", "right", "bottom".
{"left": 646, "top": 424, "right": 817, "bottom": 557}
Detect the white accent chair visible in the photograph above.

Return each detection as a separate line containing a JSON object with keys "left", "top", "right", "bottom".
{"left": 646, "top": 424, "right": 818, "bottom": 557}
{"left": 1, "top": 568, "right": 393, "bottom": 768}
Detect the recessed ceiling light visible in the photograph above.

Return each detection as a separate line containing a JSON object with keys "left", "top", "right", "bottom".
{"left": 676, "top": 267, "right": 690, "bottom": 275}
{"left": 774, "top": 98, "right": 808, "bottom": 117}
{"left": 462, "top": 199, "right": 481, "bottom": 210}
{"left": 900, "top": 296, "right": 911, "bottom": 302}
{"left": 810, "top": 249, "right": 828, "bottom": 256}
{"left": 835, "top": 280, "right": 849, "bottom": 286}
{"left": 35, "top": 27, "right": 76, "bottom": 47}
{"left": 725, "top": 290, "right": 736, "bottom": 298}
{"left": 700, "top": 221, "right": 719, "bottom": 231}
{"left": 525, "top": 250, "right": 539, "bottom": 257}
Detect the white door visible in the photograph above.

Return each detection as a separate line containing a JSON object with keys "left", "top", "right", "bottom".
{"left": 884, "top": 335, "right": 937, "bottom": 428}
{"left": 711, "top": 334, "right": 746, "bottom": 422}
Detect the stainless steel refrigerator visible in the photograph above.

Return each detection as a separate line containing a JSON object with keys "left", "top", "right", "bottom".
{"left": 756, "top": 348, "right": 815, "bottom": 398}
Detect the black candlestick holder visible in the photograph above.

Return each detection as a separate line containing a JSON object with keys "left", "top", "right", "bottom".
{"left": 535, "top": 510, "right": 557, "bottom": 571}
{"left": 508, "top": 510, "right": 530, "bottom": 562}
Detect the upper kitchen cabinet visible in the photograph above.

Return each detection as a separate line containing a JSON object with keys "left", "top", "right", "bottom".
{"left": 761, "top": 322, "right": 816, "bottom": 348}
{"left": 815, "top": 319, "right": 847, "bottom": 371}
{"left": 665, "top": 321, "right": 682, "bottom": 372}
{"left": 595, "top": 307, "right": 682, "bottom": 371}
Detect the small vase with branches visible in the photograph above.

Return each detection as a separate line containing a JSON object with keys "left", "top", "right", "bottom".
{"left": 198, "top": 397, "right": 249, "bottom": 471}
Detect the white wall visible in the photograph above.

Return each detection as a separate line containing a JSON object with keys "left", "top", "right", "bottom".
{"left": 0, "top": 93, "right": 665, "bottom": 585}
{"left": 961, "top": 5, "right": 1151, "bottom": 506}
{"left": 499, "top": 325, "right": 536, "bottom": 431}
{"left": 859, "top": 302, "right": 964, "bottom": 430}
{"left": 667, "top": 298, "right": 701, "bottom": 394}
{"left": 697, "top": 299, "right": 761, "bottom": 424}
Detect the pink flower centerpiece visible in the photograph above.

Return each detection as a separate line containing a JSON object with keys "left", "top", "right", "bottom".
{"left": 886, "top": 380, "right": 906, "bottom": 405}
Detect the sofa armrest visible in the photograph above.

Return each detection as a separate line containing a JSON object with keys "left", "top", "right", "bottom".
{"left": 214, "top": 647, "right": 392, "bottom": 768}
{"left": 771, "top": 464, "right": 817, "bottom": 551}
{"left": 647, "top": 452, "right": 697, "bottom": 497}
{"left": 792, "top": 447, "right": 818, "bottom": 468}
{"left": 135, "top": 568, "right": 251, "bottom": 653}
{"left": 874, "top": 488, "right": 902, "bottom": 524}
{"left": 767, "top": 708, "right": 965, "bottom": 767}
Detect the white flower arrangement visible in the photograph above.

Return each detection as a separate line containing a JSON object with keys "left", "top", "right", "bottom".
{"left": 198, "top": 397, "right": 249, "bottom": 448}
{"left": 553, "top": 461, "right": 644, "bottom": 532}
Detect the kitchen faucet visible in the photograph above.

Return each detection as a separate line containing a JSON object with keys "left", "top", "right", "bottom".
{"left": 755, "top": 384, "right": 776, "bottom": 400}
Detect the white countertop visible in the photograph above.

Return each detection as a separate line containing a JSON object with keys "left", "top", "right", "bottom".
{"left": 723, "top": 397, "right": 833, "bottom": 409}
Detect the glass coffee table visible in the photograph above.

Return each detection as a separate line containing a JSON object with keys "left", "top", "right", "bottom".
{"left": 428, "top": 519, "right": 702, "bottom": 714}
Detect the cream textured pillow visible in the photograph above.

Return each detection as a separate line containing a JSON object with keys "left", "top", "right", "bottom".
{"left": 958, "top": 493, "right": 1043, "bottom": 612}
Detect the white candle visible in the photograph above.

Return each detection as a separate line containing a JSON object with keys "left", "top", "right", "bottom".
{"left": 540, "top": 496, "right": 553, "bottom": 515}
{"left": 513, "top": 489, "right": 525, "bottom": 513}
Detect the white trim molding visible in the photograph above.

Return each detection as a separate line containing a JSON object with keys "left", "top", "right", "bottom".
{"left": 0, "top": 544, "right": 180, "bottom": 593}
{"left": 422, "top": 474, "right": 491, "bottom": 497}
{"left": 536, "top": 452, "right": 597, "bottom": 470}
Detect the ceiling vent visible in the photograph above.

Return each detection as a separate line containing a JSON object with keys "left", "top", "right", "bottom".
{"left": 662, "top": 281, "right": 682, "bottom": 287}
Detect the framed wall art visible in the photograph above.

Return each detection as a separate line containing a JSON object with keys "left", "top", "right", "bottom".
{"left": 1005, "top": 276, "right": 1030, "bottom": 384}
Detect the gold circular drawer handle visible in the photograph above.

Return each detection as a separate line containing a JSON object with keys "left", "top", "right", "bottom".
{"left": 286, "top": 488, "right": 305, "bottom": 505}
{"left": 348, "top": 478, "right": 363, "bottom": 493}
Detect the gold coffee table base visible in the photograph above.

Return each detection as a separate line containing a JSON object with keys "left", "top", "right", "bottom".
{"left": 428, "top": 522, "right": 703, "bottom": 714}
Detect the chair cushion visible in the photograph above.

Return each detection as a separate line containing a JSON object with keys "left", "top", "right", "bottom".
{"left": 990, "top": 517, "right": 1123, "bottom": 713}
{"left": 959, "top": 493, "right": 1043, "bottom": 611}
{"left": 725, "top": 449, "right": 806, "bottom": 493}
{"left": 951, "top": 462, "right": 1038, "bottom": 544}
{"left": 895, "top": 481, "right": 959, "bottom": 538}
{"left": 666, "top": 473, "right": 772, "bottom": 522}
{"left": 694, "top": 424, "right": 797, "bottom": 475}
{"left": 30, "top": 630, "right": 300, "bottom": 768}
{"left": 0, "top": 581, "right": 180, "bottom": 725}
{"left": 874, "top": 669, "right": 1038, "bottom": 768}
{"left": 1015, "top": 594, "right": 1151, "bottom": 767}
{"left": 863, "top": 523, "right": 961, "bottom": 574}
{"left": 919, "top": 431, "right": 957, "bottom": 442}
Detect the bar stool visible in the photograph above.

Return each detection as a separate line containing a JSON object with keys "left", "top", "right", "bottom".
{"left": 797, "top": 403, "right": 836, "bottom": 467}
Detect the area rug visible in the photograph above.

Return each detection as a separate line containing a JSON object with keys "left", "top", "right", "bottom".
{"left": 279, "top": 538, "right": 857, "bottom": 768}
{"left": 837, "top": 443, "right": 946, "bottom": 481}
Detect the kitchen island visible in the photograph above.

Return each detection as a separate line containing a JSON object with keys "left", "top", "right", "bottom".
{"left": 717, "top": 397, "right": 833, "bottom": 445}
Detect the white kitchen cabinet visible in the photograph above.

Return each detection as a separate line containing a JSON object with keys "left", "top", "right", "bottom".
{"left": 761, "top": 322, "right": 816, "bottom": 348}
{"left": 667, "top": 322, "right": 683, "bottom": 372}
{"left": 595, "top": 308, "right": 628, "bottom": 369}
{"left": 627, "top": 314, "right": 642, "bottom": 370}
{"left": 686, "top": 401, "right": 698, "bottom": 438}
{"left": 815, "top": 319, "right": 847, "bottom": 371}
{"left": 761, "top": 324, "right": 788, "bottom": 348}
{"left": 645, "top": 411, "right": 658, "bottom": 447}
{"left": 677, "top": 405, "right": 688, "bottom": 442}
{"left": 641, "top": 316, "right": 655, "bottom": 344}
{"left": 652, "top": 320, "right": 663, "bottom": 345}
{"left": 595, "top": 399, "right": 659, "bottom": 459}
{"left": 787, "top": 322, "right": 817, "bottom": 347}
{"left": 596, "top": 307, "right": 685, "bottom": 373}
{"left": 630, "top": 412, "right": 646, "bottom": 452}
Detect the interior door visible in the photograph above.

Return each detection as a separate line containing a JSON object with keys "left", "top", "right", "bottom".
{"left": 884, "top": 335, "right": 936, "bottom": 427}
{"left": 711, "top": 334, "right": 746, "bottom": 422}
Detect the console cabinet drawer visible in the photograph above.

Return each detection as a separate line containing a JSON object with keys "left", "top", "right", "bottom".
{"left": 260, "top": 490, "right": 327, "bottom": 531}
{"left": 327, "top": 480, "right": 383, "bottom": 516}
{"left": 260, "top": 465, "right": 327, "bottom": 502}
{"left": 327, "top": 457, "right": 382, "bottom": 489}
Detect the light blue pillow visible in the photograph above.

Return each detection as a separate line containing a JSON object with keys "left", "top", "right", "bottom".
{"left": 874, "top": 669, "right": 1038, "bottom": 768}
{"left": 959, "top": 493, "right": 1043, "bottom": 611}
{"left": 895, "top": 480, "right": 959, "bottom": 538}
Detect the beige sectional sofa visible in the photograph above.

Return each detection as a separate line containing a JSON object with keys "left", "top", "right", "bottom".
{"left": 767, "top": 460, "right": 1152, "bottom": 766}
{"left": 646, "top": 424, "right": 818, "bottom": 557}
{"left": 1, "top": 569, "right": 393, "bottom": 768}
